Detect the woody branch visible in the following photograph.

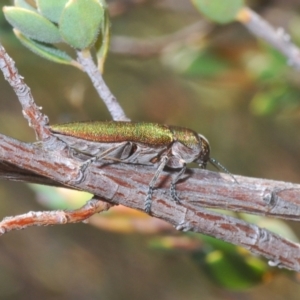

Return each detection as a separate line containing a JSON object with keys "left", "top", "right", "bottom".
{"left": 0, "top": 133, "right": 300, "bottom": 270}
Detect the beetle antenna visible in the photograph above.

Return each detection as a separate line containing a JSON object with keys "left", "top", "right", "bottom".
{"left": 209, "top": 158, "right": 238, "bottom": 183}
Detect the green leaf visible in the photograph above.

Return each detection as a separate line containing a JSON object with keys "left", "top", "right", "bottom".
{"left": 192, "top": 235, "right": 268, "bottom": 290}
{"left": 95, "top": 9, "right": 110, "bottom": 73}
{"left": 14, "top": 0, "right": 37, "bottom": 12}
{"left": 36, "top": 0, "right": 69, "bottom": 23}
{"left": 192, "top": 0, "right": 245, "bottom": 24}
{"left": 13, "top": 29, "right": 78, "bottom": 67}
{"left": 250, "top": 85, "right": 300, "bottom": 116}
{"left": 59, "top": 0, "right": 104, "bottom": 50}
{"left": 3, "top": 6, "right": 61, "bottom": 43}
{"left": 200, "top": 250, "right": 266, "bottom": 290}
{"left": 185, "top": 51, "right": 230, "bottom": 77}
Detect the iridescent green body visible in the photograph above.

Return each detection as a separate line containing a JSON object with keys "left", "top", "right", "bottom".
{"left": 49, "top": 121, "right": 223, "bottom": 212}
{"left": 50, "top": 121, "right": 200, "bottom": 149}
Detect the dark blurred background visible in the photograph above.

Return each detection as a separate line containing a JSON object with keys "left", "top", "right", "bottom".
{"left": 1, "top": 0, "right": 300, "bottom": 299}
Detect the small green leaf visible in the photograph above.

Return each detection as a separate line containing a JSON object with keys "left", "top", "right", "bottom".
{"left": 3, "top": 6, "right": 62, "bottom": 43}
{"left": 14, "top": 0, "right": 37, "bottom": 12}
{"left": 95, "top": 9, "right": 110, "bottom": 73}
{"left": 36, "top": 0, "right": 69, "bottom": 23}
{"left": 14, "top": 29, "right": 79, "bottom": 67}
{"left": 185, "top": 51, "right": 230, "bottom": 77}
{"left": 59, "top": 0, "right": 104, "bottom": 50}
{"left": 250, "top": 86, "right": 299, "bottom": 116}
{"left": 192, "top": 235, "right": 268, "bottom": 290}
{"left": 192, "top": 0, "right": 245, "bottom": 24}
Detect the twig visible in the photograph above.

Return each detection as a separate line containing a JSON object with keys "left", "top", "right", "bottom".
{"left": 237, "top": 7, "right": 300, "bottom": 69}
{"left": 0, "top": 197, "right": 112, "bottom": 235}
{"left": 110, "top": 21, "right": 212, "bottom": 57}
{"left": 76, "top": 50, "right": 129, "bottom": 121}
{"left": 0, "top": 45, "right": 50, "bottom": 140}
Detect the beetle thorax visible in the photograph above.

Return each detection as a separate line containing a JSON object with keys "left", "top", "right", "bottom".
{"left": 167, "top": 126, "right": 208, "bottom": 166}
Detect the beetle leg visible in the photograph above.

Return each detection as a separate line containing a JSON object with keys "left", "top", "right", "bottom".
{"left": 170, "top": 163, "right": 186, "bottom": 204}
{"left": 145, "top": 155, "right": 169, "bottom": 213}
{"left": 80, "top": 142, "right": 130, "bottom": 173}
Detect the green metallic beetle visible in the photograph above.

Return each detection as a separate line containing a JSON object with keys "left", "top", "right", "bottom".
{"left": 50, "top": 121, "right": 233, "bottom": 212}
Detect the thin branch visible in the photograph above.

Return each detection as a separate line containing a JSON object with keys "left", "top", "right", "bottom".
{"left": 0, "top": 134, "right": 300, "bottom": 271}
{"left": 0, "top": 197, "right": 112, "bottom": 235}
{"left": 176, "top": 205, "right": 300, "bottom": 271}
{"left": 237, "top": 7, "right": 300, "bottom": 69}
{"left": 0, "top": 45, "right": 50, "bottom": 140}
{"left": 76, "top": 50, "right": 129, "bottom": 121}
{"left": 110, "top": 21, "right": 212, "bottom": 57}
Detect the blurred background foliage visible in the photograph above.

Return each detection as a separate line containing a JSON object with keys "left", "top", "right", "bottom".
{"left": 1, "top": 0, "right": 300, "bottom": 299}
